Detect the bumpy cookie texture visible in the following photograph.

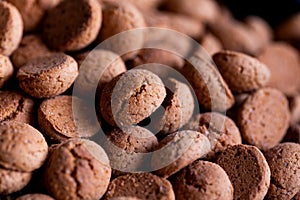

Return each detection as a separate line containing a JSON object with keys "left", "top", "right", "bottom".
{"left": 216, "top": 144, "right": 271, "bottom": 200}
{"left": 152, "top": 130, "right": 211, "bottom": 178}
{"left": 200, "top": 33, "right": 223, "bottom": 55}
{"left": 0, "top": 167, "right": 32, "bottom": 195}
{"left": 170, "top": 160, "right": 233, "bottom": 200}
{"left": 105, "top": 173, "right": 175, "bottom": 200}
{"left": 0, "top": 121, "right": 48, "bottom": 172}
{"left": 258, "top": 42, "right": 300, "bottom": 96}
{"left": 43, "top": 0, "right": 102, "bottom": 51}
{"left": 238, "top": 88, "right": 290, "bottom": 150}
{"left": 17, "top": 53, "right": 78, "bottom": 98}
{"left": 264, "top": 143, "right": 300, "bottom": 200}
{"left": 98, "top": 0, "right": 145, "bottom": 60}
{"left": 104, "top": 126, "right": 158, "bottom": 173}
{"left": 0, "top": 91, "right": 36, "bottom": 126}
{"left": 74, "top": 49, "right": 126, "bottom": 97}
{"left": 11, "top": 34, "right": 53, "bottom": 69}
{"left": 0, "top": 54, "right": 14, "bottom": 88}
{"left": 184, "top": 112, "right": 242, "bottom": 159}
{"left": 45, "top": 139, "right": 111, "bottom": 200}
{"left": 16, "top": 194, "right": 55, "bottom": 200}
{"left": 5, "top": 0, "right": 61, "bottom": 32}
{"left": 38, "top": 95, "right": 99, "bottom": 142}
{"left": 100, "top": 69, "right": 166, "bottom": 127}
{"left": 213, "top": 50, "right": 270, "bottom": 93}
{"left": 0, "top": 1, "right": 23, "bottom": 56}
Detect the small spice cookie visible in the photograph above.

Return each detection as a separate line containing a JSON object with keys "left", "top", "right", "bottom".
{"left": 152, "top": 130, "right": 211, "bottom": 178}
{"left": 11, "top": 34, "right": 53, "bottom": 69}
{"left": 0, "top": 54, "right": 14, "bottom": 88}
{"left": 17, "top": 53, "right": 78, "bottom": 98}
{"left": 16, "top": 194, "right": 55, "bottom": 200}
{"left": 200, "top": 33, "right": 223, "bottom": 55}
{"left": 100, "top": 69, "right": 166, "bottom": 127}
{"left": 0, "top": 1, "right": 23, "bottom": 56}
{"left": 238, "top": 88, "right": 290, "bottom": 150}
{"left": 170, "top": 160, "right": 233, "bottom": 200}
{"left": 216, "top": 144, "right": 271, "bottom": 200}
{"left": 264, "top": 143, "right": 300, "bottom": 200}
{"left": 0, "top": 121, "right": 48, "bottom": 172}
{"left": 43, "top": 0, "right": 102, "bottom": 51}
{"left": 38, "top": 95, "right": 99, "bottom": 142}
{"left": 45, "top": 139, "right": 111, "bottom": 200}
{"left": 105, "top": 173, "right": 175, "bottom": 200}
{"left": 213, "top": 50, "right": 270, "bottom": 93}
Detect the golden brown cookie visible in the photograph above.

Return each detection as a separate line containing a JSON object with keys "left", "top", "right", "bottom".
{"left": 17, "top": 53, "right": 78, "bottom": 98}
{"left": 38, "top": 95, "right": 99, "bottom": 142}
{"left": 216, "top": 144, "right": 271, "bottom": 200}
{"left": 238, "top": 88, "right": 290, "bottom": 150}
{"left": 100, "top": 69, "right": 166, "bottom": 127}
{"left": 0, "top": 1, "right": 23, "bottom": 56}
{"left": 15, "top": 194, "right": 55, "bottom": 200}
{"left": 200, "top": 33, "right": 223, "bottom": 55}
{"left": 43, "top": 0, "right": 102, "bottom": 51}
{"left": 45, "top": 139, "right": 111, "bottom": 200}
{"left": 0, "top": 121, "right": 48, "bottom": 172}
{"left": 105, "top": 173, "right": 175, "bottom": 200}
{"left": 0, "top": 54, "right": 14, "bottom": 88}
{"left": 213, "top": 50, "right": 270, "bottom": 93}
{"left": 170, "top": 160, "right": 233, "bottom": 200}
{"left": 152, "top": 130, "right": 211, "bottom": 178}
{"left": 264, "top": 143, "right": 300, "bottom": 200}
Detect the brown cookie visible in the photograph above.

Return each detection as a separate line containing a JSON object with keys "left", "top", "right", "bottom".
{"left": 0, "top": 91, "right": 36, "bottom": 126}
{"left": 0, "top": 1, "right": 23, "bottom": 56}
{"left": 38, "top": 95, "right": 99, "bottom": 142}
{"left": 258, "top": 42, "right": 300, "bottom": 96}
{"left": 17, "top": 53, "right": 78, "bottom": 98}
{"left": 0, "top": 54, "right": 14, "bottom": 88}
{"left": 0, "top": 167, "right": 32, "bottom": 195}
{"left": 238, "top": 88, "right": 290, "bottom": 150}
{"left": 213, "top": 50, "right": 270, "bottom": 93}
{"left": 264, "top": 143, "right": 300, "bottom": 199}
{"left": 184, "top": 112, "right": 242, "bottom": 159}
{"left": 216, "top": 144, "right": 271, "bottom": 200}
{"left": 5, "top": 0, "right": 61, "bottom": 32}
{"left": 16, "top": 194, "right": 55, "bottom": 200}
{"left": 289, "top": 95, "right": 300, "bottom": 124}
{"left": 276, "top": 12, "right": 300, "bottom": 42}
{"left": 43, "top": 0, "right": 102, "bottom": 51}
{"left": 100, "top": 69, "right": 166, "bottom": 127}
{"left": 0, "top": 121, "right": 48, "bottom": 172}
{"left": 200, "top": 33, "right": 223, "bottom": 56}
{"left": 104, "top": 173, "right": 175, "bottom": 200}
{"left": 152, "top": 130, "right": 211, "bottom": 178}
{"left": 11, "top": 34, "right": 53, "bottom": 69}
{"left": 170, "top": 160, "right": 233, "bottom": 200}
{"left": 98, "top": 1, "right": 146, "bottom": 60}
{"left": 284, "top": 124, "right": 300, "bottom": 144}
{"left": 45, "top": 139, "right": 111, "bottom": 200}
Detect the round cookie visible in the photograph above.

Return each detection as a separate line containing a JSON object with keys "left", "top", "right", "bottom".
{"left": 238, "top": 88, "right": 290, "bottom": 150}
{"left": 152, "top": 130, "right": 211, "bottom": 178}
{"left": 0, "top": 167, "right": 32, "bottom": 195}
{"left": 11, "top": 34, "right": 53, "bottom": 69}
{"left": 17, "top": 53, "right": 78, "bottom": 98}
{"left": 213, "top": 50, "right": 270, "bottom": 93}
{"left": 258, "top": 42, "right": 300, "bottom": 96}
{"left": 0, "top": 121, "right": 48, "bottom": 172}
{"left": 184, "top": 112, "right": 242, "bottom": 159}
{"left": 100, "top": 69, "right": 166, "bottom": 127}
{"left": 0, "top": 54, "right": 14, "bottom": 88}
{"left": 0, "top": 91, "right": 36, "bottom": 126}
{"left": 16, "top": 194, "right": 55, "bottom": 200}
{"left": 5, "top": 0, "right": 61, "bottom": 32}
{"left": 98, "top": 0, "right": 146, "bottom": 60}
{"left": 38, "top": 95, "right": 99, "bottom": 142}
{"left": 104, "top": 173, "right": 175, "bottom": 200}
{"left": 200, "top": 33, "right": 223, "bottom": 55}
{"left": 44, "top": 139, "right": 111, "bottom": 200}
{"left": 170, "top": 160, "right": 233, "bottom": 200}
{"left": 43, "top": 0, "right": 102, "bottom": 51}
{"left": 216, "top": 144, "right": 271, "bottom": 200}
{"left": 264, "top": 143, "right": 300, "bottom": 199}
